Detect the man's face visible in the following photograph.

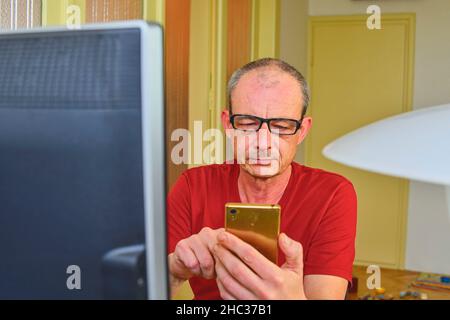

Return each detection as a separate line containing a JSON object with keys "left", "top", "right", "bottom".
{"left": 222, "top": 67, "right": 312, "bottom": 178}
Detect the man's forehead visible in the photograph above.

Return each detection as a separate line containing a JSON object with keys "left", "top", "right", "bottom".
{"left": 232, "top": 67, "right": 303, "bottom": 117}
{"left": 239, "top": 67, "right": 286, "bottom": 86}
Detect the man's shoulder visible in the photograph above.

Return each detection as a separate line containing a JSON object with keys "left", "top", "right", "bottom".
{"left": 290, "top": 162, "right": 356, "bottom": 209}
{"left": 181, "top": 163, "right": 239, "bottom": 182}
{"left": 292, "top": 162, "right": 354, "bottom": 189}
{"left": 170, "top": 164, "right": 237, "bottom": 197}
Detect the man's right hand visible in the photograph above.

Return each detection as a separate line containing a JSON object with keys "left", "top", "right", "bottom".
{"left": 168, "top": 227, "right": 224, "bottom": 288}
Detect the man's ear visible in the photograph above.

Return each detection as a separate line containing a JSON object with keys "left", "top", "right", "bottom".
{"left": 296, "top": 116, "right": 312, "bottom": 145}
{"left": 221, "top": 109, "right": 232, "bottom": 130}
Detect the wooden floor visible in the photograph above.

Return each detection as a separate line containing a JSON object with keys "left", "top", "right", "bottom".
{"left": 347, "top": 265, "right": 450, "bottom": 300}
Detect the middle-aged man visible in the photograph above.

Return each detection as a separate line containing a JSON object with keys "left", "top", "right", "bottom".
{"left": 167, "top": 58, "right": 357, "bottom": 300}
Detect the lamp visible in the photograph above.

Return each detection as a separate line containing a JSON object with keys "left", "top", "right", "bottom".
{"left": 322, "top": 103, "right": 450, "bottom": 220}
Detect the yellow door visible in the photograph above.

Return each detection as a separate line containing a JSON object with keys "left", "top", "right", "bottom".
{"left": 306, "top": 14, "right": 415, "bottom": 269}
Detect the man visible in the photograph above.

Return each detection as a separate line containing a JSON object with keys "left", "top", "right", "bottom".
{"left": 167, "top": 58, "right": 357, "bottom": 300}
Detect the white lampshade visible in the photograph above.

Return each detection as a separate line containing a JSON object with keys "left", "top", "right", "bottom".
{"left": 322, "top": 103, "right": 450, "bottom": 220}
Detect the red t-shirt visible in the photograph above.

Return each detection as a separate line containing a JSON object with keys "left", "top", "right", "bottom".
{"left": 167, "top": 162, "right": 357, "bottom": 300}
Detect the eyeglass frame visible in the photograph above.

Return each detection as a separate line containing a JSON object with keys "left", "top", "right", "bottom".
{"left": 229, "top": 113, "right": 304, "bottom": 136}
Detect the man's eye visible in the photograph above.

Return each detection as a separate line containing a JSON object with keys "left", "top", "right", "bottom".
{"left": 273, "top": 125, "right": 289, "bottom": 130}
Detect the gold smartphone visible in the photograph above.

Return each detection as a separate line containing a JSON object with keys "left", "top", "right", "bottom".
{"left": 225, "top": 203, "right": 280, "bottom": 264}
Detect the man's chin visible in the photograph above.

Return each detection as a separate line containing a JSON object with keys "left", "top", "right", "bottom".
{"left": 243, "top": 162, "right": 280, "bottom": 178}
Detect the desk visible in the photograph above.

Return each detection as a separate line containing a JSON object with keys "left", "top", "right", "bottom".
{"left": 347, "top": 265, "right": 450, "bottom": 300}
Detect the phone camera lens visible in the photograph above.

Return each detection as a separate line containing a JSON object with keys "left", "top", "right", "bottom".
{"left": 230, "top": 209, "right": 237, "bottom": 214}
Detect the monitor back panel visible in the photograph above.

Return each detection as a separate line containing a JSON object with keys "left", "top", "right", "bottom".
{"left": 0, "top": 28, "right": 146, "bottom": 299}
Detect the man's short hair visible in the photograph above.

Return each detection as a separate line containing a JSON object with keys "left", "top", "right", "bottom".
{"left": 227, "top": 58, "right": 310, "bottom": 117}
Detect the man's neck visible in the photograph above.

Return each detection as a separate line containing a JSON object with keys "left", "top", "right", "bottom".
{"left": 238, "top": 165, "right": 292, "bottom": 204}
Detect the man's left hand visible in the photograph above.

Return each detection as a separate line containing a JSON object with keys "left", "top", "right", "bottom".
{"left": 213, "top": 231, "right": 307, "bottom": 300}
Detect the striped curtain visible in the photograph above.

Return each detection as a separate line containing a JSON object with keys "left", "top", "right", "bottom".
{"left": 0, "top": 0, "right": 41, "bottom": 30}
{"left": 86, "top": 0, "right": 142, "bottom": 23}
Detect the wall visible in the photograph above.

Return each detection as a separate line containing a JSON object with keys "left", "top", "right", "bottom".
{"left": 309, "top": 0, "right": 450, "bottom": 274}
{"left": 279, "top": 0, "right": 309, "bottom": 164}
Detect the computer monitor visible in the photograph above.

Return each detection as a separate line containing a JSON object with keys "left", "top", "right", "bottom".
{"left": 0, "top": 21, "right": 167, "bottom": 299}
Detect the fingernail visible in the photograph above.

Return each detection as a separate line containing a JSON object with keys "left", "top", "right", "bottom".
{"left": 283, "top": 234, "right": 291, "bottom": 246}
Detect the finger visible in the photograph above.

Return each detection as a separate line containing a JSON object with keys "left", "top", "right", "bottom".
{"left": 279, "top": 233, "right": 303, "bottom": 274}
{"left": 190, "top": 236, "right": 216, "bottom": 279}
{"left": 217, "top": 231, "right": 278, "bottom": 280}
{"left": 214, "top": 244, "right": 266, "bottom": 298}
{"left": 199, "top": 227, "right": 224, "bottom": 252}
{"left": 215, "top": 256, "right": 256, "bottom": 300}
{"left": 216, "top": 279, "right": 237, "bottom": 300}
{"left": 175, "top": 241, "right": 201, "bottom": 276}
{"left": 168, "top": 253, "right": 191, "bottom": 281}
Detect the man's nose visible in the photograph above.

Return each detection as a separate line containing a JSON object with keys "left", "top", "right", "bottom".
{"left": 257, "top": 123, "right": 272, "bottom": 150}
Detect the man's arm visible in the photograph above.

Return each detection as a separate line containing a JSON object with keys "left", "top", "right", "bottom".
{"left": 302, "top": 181, "right": 357, "bottom": 299}
{"left": 304, "top": 275, "right": 348, "bottom": 300}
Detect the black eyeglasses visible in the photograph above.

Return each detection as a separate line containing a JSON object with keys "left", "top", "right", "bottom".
{"left": 229, "top": 114, "right": 303, "bottom": 136}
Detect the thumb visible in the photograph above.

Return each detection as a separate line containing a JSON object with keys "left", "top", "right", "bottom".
{"left": 279, "top": 233, "right": 303, "bottom": 275}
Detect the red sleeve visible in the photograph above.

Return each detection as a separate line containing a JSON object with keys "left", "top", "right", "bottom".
{"left": 167, "top": 173, "right": 192, "bottom": 254}
{"left": 304, "top": 181, "right": 357, "bottom": 283}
